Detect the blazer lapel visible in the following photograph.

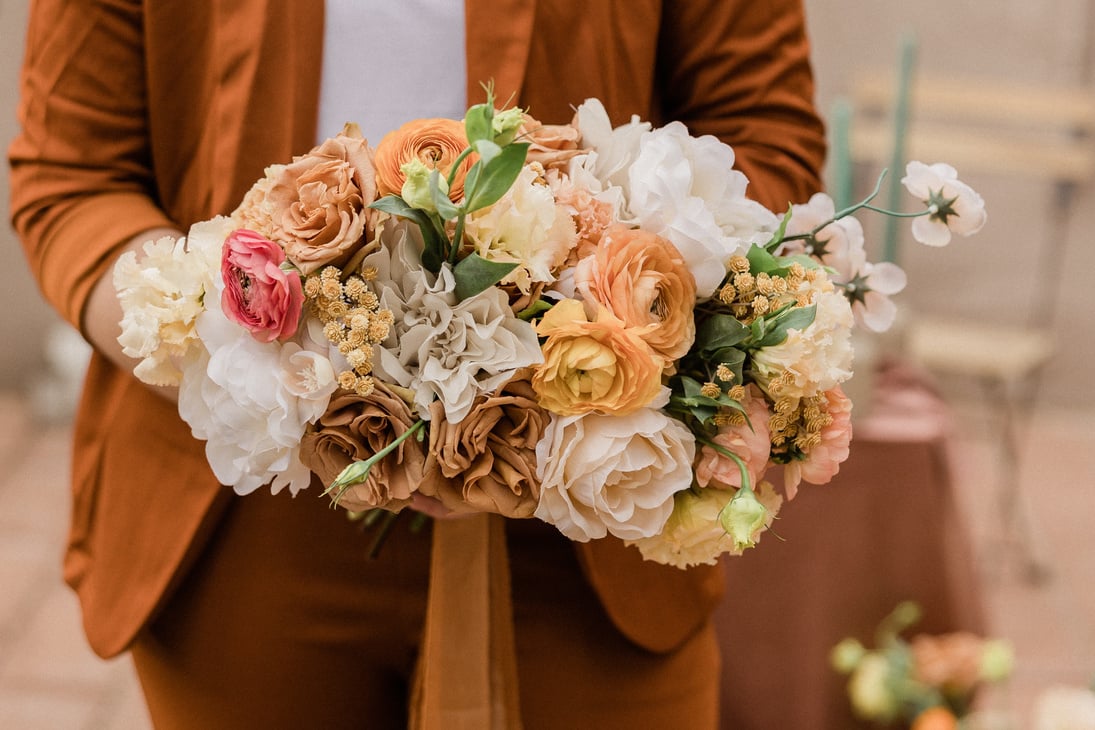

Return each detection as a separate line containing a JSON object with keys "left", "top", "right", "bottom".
{"left": 464, "top": 0, "right": 537, "bottom": 106}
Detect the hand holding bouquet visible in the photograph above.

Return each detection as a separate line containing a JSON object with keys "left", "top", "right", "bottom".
{"left": 114, "top": 88, "right": 986, "bottom": 567}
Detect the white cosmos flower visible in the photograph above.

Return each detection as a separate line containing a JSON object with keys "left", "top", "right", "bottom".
{"left": 845, "top": 261, "right": 907, "bottom": 332}
{"left": 783, "top": 192, "right": 867, "bottom": 283}
{"left": 901, "top": 161, "right": 987, "bottom": 246}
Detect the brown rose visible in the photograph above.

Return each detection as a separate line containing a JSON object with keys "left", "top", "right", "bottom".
{"left": 420, "top": 368, "right": 545, "bottom": 518}
{"left": 532, "top": 298, "right": 664, "bottom": 416}
{"left": 519, "top": 114, "right": 583, "bottom": 169}
{"left": 573, "top": 224, "right": 696, "bottom": 367}
{"left": 373, "top": 117, "right": 474, "bottom": 203}
{"left": 298, "top": 381, "right": 424, "bottom": 512}
{"left": 262, "top": 123, "right": 377, "bottom": 275}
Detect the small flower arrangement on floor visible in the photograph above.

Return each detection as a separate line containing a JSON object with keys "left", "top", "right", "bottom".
{"left": 831, "top": 601, "right": 1014, "bottom": 729}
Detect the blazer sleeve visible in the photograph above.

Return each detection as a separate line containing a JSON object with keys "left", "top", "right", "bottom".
{"left": 655, "top": 0, "right": 827, "bottom": 210}
{"left": 8, "top": 0, "right": 176, "bottom": 333}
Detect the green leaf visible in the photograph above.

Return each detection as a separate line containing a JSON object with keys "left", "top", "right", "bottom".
{"left": 464, "top": 102, "right": 494, "bottom": 145}
{"left": 516, "top": 298, "right": 553, "bottom": 321}
{"left": 368, "top": 195, "right": 447, "bottom": 273}
{"left": 765, "top": 206, "right": 795, "bottom": 252}
{"left": 472, "top": 138, "right": 503, "bottom": 167}
{"left": 754, "top": 304, "right": 817, "bottom": 348}
{"left": 747, "top": 242, "right": 782, "bottom": 274}
{"left": 453, "top": 252, "right": 519, "bottom": 301}
{"left": 465, "top": 142, "right": 530, "bottom": 212}
{"left": 695, "top": 314, "right": 750, "bottom": 355}
{"left": 428, "top": 169, "right": 461, "bottom": 220}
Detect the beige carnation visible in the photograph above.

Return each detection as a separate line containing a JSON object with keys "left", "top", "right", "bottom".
{"left": 421, "top": 368, "right": 545, "bottom": 518}
{"left": 298, "top": 382, "right": 424, "bottom": 512}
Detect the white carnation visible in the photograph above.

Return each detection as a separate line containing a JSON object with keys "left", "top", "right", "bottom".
{"left": 534, "top": 404, "right": 695, "bottom": 542}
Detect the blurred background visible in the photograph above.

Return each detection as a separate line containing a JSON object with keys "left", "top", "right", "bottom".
{"left": 0, "top": 0, "right": 1093, "bottom": 728}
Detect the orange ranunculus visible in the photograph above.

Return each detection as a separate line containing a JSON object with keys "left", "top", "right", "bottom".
{"left": 573, "top": 224, "right": 696, "bottom": 367}
{"left": 532, "top": 298, "right": 664, "bottom": 416}
{"left": 911, "top": 707, "right": 958, "bottom": 730}
{"left": 373, "top": 117, "right": 475, "bottom": 203}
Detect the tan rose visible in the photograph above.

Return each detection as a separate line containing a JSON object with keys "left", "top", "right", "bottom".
{"left": 519, "top": 114, "right": 583, "bottom": 169}
{"left": 421, "top": 368, "right": 545, "bottom": 519}
{"left": 373, "top": 117, "right": 474, "bottom": 203}
{"left": 573, "top": 224, "right": 696, "bottom": 367}
{"left": 532, "top": 298, "right": 663, "bottom": 416}
{"left": 298, "top": 382, "right": 424, "bottom": 512}
{"left": 261, "top": 124, "right": 376, "bottom": 275}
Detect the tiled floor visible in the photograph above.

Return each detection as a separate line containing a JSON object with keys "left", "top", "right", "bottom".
{"left": 0, "top": 385, "right": 1091, "bottom": 729}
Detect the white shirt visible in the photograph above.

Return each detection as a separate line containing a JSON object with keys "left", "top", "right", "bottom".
{"left": 317, "top": 0, "right": 468, "bottom": 145}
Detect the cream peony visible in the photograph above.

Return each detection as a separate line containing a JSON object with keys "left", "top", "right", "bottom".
{"left": 464, "top": 164, "right": 577, "bottom": 294}
{"left": 364, "top": 221, "right": 543, "bottom": 423}
{"left": 751, "top": 288, "right": 855, "bottom": 399}
{"left": 114, "top": 216, "right": 233, "bottom": 386}
{"left": 534, "top": 400, "right": 695, "bottom": 542}
{"left": 177, "top": 296, "right": 337, "bottom": 496}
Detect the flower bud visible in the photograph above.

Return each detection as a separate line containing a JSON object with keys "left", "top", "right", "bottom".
{"left": 400, "top": 158, "right": 447, "bottom": 212}
{"left": 719, "top": 486, "right": 768, "bottom": 551}
{"left": 830, "top": 638, "right": 866, "bottom": 674}
{"left": 979, "top": 639, "right": 1015, "bottom": 682}
{"left": 492, "top": 106, "right": 526, "bottom": 146}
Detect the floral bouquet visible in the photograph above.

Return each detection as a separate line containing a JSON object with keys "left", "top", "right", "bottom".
{"left": 831, "top": 602, "right": 1014, "bottom": 729}
{"left": 113, "top": 89, "right": 986, "bottom": 567}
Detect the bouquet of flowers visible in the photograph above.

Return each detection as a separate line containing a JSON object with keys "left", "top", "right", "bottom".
{"left": 113, "top": 89, "right": 986, "bottom": 567}
{"left": 831, "top": 602, "right": 1014, "bottom": 729}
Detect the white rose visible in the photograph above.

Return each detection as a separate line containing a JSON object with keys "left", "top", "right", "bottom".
{"left": 534, "top": 405, "right": 695, "bottom": 542}
{"left": 751, "top": 288, "right": 855, "bottom": 399}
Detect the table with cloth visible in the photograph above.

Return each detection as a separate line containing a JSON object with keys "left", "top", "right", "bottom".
{"left": 716, "top": 360, "right": 986, "bottom": 729}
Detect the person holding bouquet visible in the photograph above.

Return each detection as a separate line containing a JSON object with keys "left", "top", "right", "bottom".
{"left": 10, "top": 1, "right": 825, "bottom": 728}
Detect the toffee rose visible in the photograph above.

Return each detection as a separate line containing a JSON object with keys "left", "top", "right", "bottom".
{"left": 374, "top": 117, "right": 474, "bottom": 203}
{"left": 422, "top": 369, "right": 546, "bottom": 519}
{"left": 220, "top": 229, "right": 304, "bottom": 342}
{"left": 298, "top": 382, "right": 425, "bottom": 512}
{"left": 532, "top": 298, "right": 664, "bottom": 416}
{"left": 519, "top": 113, "right": 583, "bottom": 169}
{"left": 263, "top": 124, "right": 376, "bottom": 275}
{"left": 573, "top": 224, "right": 696, "bottom": 366}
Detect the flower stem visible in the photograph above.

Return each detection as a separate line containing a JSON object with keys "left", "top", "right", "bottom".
{"left": 326, "top": 419, "right": 426, "bottom": 507}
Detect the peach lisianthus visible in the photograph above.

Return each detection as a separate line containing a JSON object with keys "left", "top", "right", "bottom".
{"left": 694, "top": 384, "right": 771, "bottom": 489}
{"left": 573, "top": 224, "right": 696, "bottom": 366}
{"left": 373, "top": 117, "right": 474, "bottom": 203}
{"left": 532, "top": 298, "right": 664, "bottom": 416}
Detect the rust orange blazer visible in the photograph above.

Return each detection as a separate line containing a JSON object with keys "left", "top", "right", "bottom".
{"left": 10, "top": 0, "right": 825, "bottom": 659}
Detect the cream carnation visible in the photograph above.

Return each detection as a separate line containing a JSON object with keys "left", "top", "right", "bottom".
{"left": 751, "top": 288, "right": 855, "bottom": 399}
{"left": 534, "top": 401, "right": 695, "bottom": 542}
{"left": 113, "top": 216, "right": 233, "bottom": 386}
{"left": 464, "top": 164, "right": 577, "bottom": 294}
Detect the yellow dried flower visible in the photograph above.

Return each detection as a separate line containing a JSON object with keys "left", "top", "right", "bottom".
{"left": 752, "top": 295, "right": 770, "bottom": 316}
{"left": 337, "top": 370, "right": 358, "bottom": 390}
{"left": 359, "top": 265, "right": 379, "bottom": 281}
{"left": 343, "top": 278, "right": 367, "bottom": 301}
{"left": 304, "top": 276, "right": 322, "bottom": 299}
{"left": 716, "top": 365, "right": 735, "bottom": 383}
{"left": 353, "top": 375, "right": 375, "bottom": 397}
{"left": 701, "top": 382, "right": 722, "bottom": 398}
{"left": 729, "top": 256, "right": 750, "bottom": 273}
{"left": 323, "top": 321, "right": 343, "bottom": 343}
{"left": 719, "top": 283, "right": 738, "bottom": 305}
{"left": 727, "top": 384, "right": 747, "bottom": 401}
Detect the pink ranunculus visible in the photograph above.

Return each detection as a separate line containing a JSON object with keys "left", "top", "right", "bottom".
{"left": 783, "top": 385, "right": 853, "bottom": 494}
{"left": 694, "top": 384, "right": 772, "bottom": 490}
{"left": 220, "top": 229, "right": 304, "bottom": 342}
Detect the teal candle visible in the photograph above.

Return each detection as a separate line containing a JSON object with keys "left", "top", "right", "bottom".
{"left": 882, "top": 32, "right": 918, "bottom": 264}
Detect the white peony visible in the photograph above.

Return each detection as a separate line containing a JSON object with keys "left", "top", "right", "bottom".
{"left": 365, "top": 221, "right": 543, "bottom": 423}
{"left": 534, "top": 399, "right": 695, "bottom": 542}
{"left": 464, "top": 164, "right": 577, "bottom": 293}
{"left": 572, "top": 98, "right": 651, "bottom": 193}
{"left": 628, "top": 481, "right": 783, "bottom": 568}
{"left": 113, "top": 216, "right": 233, "bottom": 386}
{"left": 751, "top": 288, "right": 856, "bottom": 399}
{"left": 626, "top": 123, "right": 778, "bottom": 298}
{"left": 177, "top": 295, "right": 337, "bottom": 496}
{"left": 901, "top": 161, "right": 987, "bottom": 246}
